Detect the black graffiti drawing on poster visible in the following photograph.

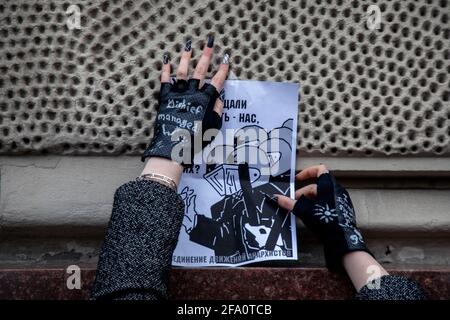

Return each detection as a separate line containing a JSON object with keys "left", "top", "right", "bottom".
{"left": 180, "top": 119, "right": 295, "bottom": 264}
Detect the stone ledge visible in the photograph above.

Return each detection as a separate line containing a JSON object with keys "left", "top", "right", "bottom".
{"left": 1, "top": 237, "right": 449, "bottom": 270}
{"left": 0, "top": 267, "right": 448, "bottom": 300}
{"left": 1, "top": 156, "right": 449, "bottom": 236}
{"left": 297, "top": 156, "right": 450, "bottom": 176}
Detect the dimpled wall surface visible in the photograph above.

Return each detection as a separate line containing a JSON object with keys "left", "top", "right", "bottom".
{"left": 0, "top": 0, "right": 449, "bottom": 156}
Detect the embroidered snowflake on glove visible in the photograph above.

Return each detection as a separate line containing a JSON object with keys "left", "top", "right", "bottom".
{"left": 314, "top": 203, "right": 338, "bottom": 223}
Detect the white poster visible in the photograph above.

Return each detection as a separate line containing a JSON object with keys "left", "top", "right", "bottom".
{"left": 172, "top": 80, "right": 299, "bottom": 267}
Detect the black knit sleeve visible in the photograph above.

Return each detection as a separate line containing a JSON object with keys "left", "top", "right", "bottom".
{"left": 354, "top": 275, "right": 428, "bottom": 300}
{"left": 90, "top": 179, "right": 185, "bottom": 300}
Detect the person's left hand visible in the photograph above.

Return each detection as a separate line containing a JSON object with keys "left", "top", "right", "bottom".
{"left": 142, "top": 36, "right": 230, "bottom": 165}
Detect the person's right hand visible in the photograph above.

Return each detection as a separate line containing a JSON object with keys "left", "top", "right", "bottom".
{"left": 275, "top": 164, "right": 372, "bottom": 272}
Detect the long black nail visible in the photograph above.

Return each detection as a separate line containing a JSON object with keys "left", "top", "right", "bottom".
{"left": 163, "top": 52, "right": 169, "bottom": 64}
{"left": 222, "top": 53, "right": 230, "bottom": 64}
{"left": 184, "top": 39, "right": 192, "bottom": 51}
{"left": 207, "top": 35, "right": 214, "bottom": 48}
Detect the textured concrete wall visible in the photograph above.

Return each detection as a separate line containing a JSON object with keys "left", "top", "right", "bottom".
{"left": 0, "top": 0, "right": 449, "bottom": 156}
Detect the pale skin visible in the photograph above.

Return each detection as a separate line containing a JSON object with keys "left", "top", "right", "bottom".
{"left": 141, "top": 39, "right": 385, "bottom": 292}
{"left": 343, "top": 251, "right": 389, "bottom": 291}
{"left": 276, "top": 164, "right": 388, "bottom": 291}
{"left": 141, "top": 37, "right": 229, "bottom": 186}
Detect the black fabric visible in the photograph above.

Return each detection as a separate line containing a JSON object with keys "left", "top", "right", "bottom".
{"left": 354, "top": 275, "right": 428, "bottom": 300}
{"left": 90, "top": 180, "right": 185, "bottom": 300}
{"left": 292, "top": 172, "right": 372, "bottom": 272}
{"left": 142, "top": 79, "right": 221, "bottom": 164}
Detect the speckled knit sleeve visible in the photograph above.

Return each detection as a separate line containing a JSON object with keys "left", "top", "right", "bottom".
{"left": 354, "top": 275, "right": 428, "bottom": 300}
{"left": 90, "top": 179, "right": 185, "bottom": 300}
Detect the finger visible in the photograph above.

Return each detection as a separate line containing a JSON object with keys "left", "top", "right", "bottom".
{"left": 176, "top": 39, "right": 192, "bottom": 80}
{"left": 210, "top": 53, "right": 230, "bottom": 92}
{"left": 192, "top": 35, "right": 214, "bottom": 86}
{"left": 275, "top": 194, "right": 296, "bottom": 211}
{"left": 296, "top": 164, "right": 329, "bottom": 181}
{"left": 213, "top": 98, "right": 224, "bottom": 116}
{"left": 161, "top": 52, "right": 171, "bottom": 83}
{"left": 295, "top": 184, "right": 317, "bottom": 199}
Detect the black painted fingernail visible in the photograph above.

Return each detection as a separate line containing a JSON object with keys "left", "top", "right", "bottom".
{"left": 163, "top": 52, "right": 170, "bottom": 64}
{"left": 222, "top": 53, "right": 230, "bottom": 64}
{"left": 207, "top": 35, "right": 214, "bottom": 48}
{"left": 184, "top": 39, "right": 192, "bottom": 51}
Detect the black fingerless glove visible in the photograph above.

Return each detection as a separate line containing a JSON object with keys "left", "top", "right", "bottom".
{"left": 142, "top": 79, "right": 222, "bottom": 164}
{"left": 292, "top": 173, "right": 372, "bottom": 272}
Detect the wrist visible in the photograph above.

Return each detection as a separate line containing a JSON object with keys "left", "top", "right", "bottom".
{"left": 322, "top": 228, "right": 371, "bottom": 272}
{"left": 342, "top": 250, "right": 389, "bottom": 291}
{"left": 342, "top": 250, "right": 371, "bottom": 264}
{"left": 141, "top": 157, "right": 183, "bottom": 188}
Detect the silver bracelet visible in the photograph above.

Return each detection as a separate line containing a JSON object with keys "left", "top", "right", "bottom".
{"left": 137, "top": 173, "right": 177, "bottom": 191}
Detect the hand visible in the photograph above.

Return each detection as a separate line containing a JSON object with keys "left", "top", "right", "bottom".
{"left": 276, "top": 164, "right": 372, "bottom": 272}
{"left": 180, "top": 186, "right": 198, "bottom": 234}
{"left": 142, "top": 36, "right": 230, "bottom": 165}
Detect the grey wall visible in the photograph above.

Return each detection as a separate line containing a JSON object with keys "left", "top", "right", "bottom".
{"left": 0, "top": 0, "right": 449, "bottom": 156}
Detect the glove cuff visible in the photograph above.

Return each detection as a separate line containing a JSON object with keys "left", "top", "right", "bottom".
{"left": 141, "top": 145, "right": 173, "bottom": 163}
{"left": 322, "top": 229, "right": 373, "bottom": 273}
{"left": 141, "top": 127, "right": 195, "bottom": 165}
